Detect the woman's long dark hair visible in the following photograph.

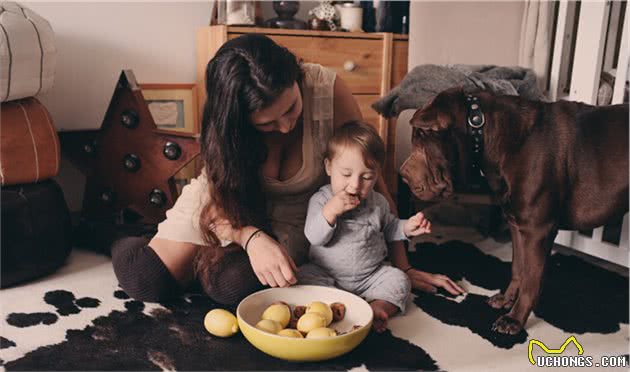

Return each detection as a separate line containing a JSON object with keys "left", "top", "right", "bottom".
{"left": 196, "top": 34, "right": 302, "bottom": 275}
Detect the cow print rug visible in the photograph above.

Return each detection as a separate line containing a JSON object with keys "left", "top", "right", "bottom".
{"left": 1, "top": 240, "right": 628, "bottom": 371}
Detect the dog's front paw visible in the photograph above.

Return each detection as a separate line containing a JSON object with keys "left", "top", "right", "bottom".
{"left": 487, "top": 293, "right": 514, "bottom": 309}
{"left": 491, "top": 315, "right": 523, "bottom": 335}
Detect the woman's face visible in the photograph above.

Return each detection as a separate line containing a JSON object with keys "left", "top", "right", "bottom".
{"left": 250, "top": 83, "right": 303, "bottom": 134}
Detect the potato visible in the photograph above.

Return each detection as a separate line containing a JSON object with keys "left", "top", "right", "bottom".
{"left": 297, "top": 312, "right": 327, "bottom": 333}
{"left": 261, "top": 303, "right": 291, "bottom": 328}
{"left": 204, "top": 309, "right": 239, "bottom": 337}
{"left": 331, "top": 302, "right": 346, "bottom": 322}
{"left": 255, "top": 319, "right": 282, "bottom": 334}
{"left": 293, "top": 305, "right": 306, "bottom": 319}
{"left": 277, "top": 328, "right": 304, "bottom": 338}
{"left": 306, "top": 327, "right": 337, "bottom": 339}
{"left": 288, "top": 317, "right": 298, "bottom": 330}
{"left": 306, "top": 301, "right": 333, "bottom": 325}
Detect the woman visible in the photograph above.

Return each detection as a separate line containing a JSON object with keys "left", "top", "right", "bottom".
{"left": 111, "top": 34, "right": 464, "bottom": 304}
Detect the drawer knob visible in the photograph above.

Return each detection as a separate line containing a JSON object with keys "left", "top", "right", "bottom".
{"left": 343, "top": 60, "right": 357, "bottom": 72}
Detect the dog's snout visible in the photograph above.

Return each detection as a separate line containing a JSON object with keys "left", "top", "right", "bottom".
{"left": 400, "top": 165, "right": 411, "bottom": 185}
{"left": 399, "top": 162, "right": 410, "bottom": 177}
{"left": 434, "top": 182, "right": 448, "bottom": 195}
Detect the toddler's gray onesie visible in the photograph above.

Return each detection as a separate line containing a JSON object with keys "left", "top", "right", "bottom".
{"left": 299, "top": 185, "right": 411, "bottom": 311}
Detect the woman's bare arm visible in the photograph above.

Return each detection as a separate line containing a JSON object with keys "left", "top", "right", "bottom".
{"left": 146, "top": 178, "right": 283, "bottom": 288}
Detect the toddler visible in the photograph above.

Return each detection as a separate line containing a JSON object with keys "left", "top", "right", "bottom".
{"left": 299, "top": 121, "right": 432, "bottom": 332}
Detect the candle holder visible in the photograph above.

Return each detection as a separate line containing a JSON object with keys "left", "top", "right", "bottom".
{"left": 264, "top": 1, "right": 307, "bottom": 29}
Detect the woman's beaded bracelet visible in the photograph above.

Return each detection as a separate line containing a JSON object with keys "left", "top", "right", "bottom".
{"left": 402, "top": 266, "right": 414, "bottom": 273}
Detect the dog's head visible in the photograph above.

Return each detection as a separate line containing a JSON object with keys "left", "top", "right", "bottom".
{"left": 400, "top": 86, "right": 474, "bottom": 201}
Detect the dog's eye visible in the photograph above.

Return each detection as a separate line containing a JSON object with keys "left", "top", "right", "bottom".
{"left": 414, "top": 128, "right": 427, "bottom": 138}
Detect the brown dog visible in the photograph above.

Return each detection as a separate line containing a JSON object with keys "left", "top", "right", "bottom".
{"left": 400, "top": 86, "right": 629, "bottom": 334}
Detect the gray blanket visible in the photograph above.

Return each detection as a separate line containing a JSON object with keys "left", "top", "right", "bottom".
{"left": 372, "top": 64, "right": 546, "bottom": 118}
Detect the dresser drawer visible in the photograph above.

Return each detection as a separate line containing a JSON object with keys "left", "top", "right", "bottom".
{"left": 354, "top": 94, "right": 385, "bottom": 139}
{"left": 354, "top": 94, "right": 381, "bottom": 127}
{"left": 229, "top": 34, "right": 383, "bottom": 94}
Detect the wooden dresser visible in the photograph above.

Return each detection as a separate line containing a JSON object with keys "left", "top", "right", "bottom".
{"left": 196, "top": 25, "right": 408, "bottom": 195}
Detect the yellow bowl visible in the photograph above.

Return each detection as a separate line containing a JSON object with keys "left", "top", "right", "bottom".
{"left": 236, "top": 285, "right": 373, "bottom": 362}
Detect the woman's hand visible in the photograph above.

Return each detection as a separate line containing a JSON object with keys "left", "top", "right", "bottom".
{"left": 245, "top": 230, "right": 298, "bottom": 288}
{"left": 406, "top": 268, "right": 465, "bottom": 296}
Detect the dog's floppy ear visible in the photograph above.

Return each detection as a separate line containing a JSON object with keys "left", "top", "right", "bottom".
{"left": 410, "top": 107, "right": 451, "bottom": 131}
{"left": 410, "top": 86, "right": 463, "bottom": 131}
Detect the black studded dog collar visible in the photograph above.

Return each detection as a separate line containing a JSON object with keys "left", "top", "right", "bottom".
{"left": 465, "top": 94, "right": 486, "bottom": 192}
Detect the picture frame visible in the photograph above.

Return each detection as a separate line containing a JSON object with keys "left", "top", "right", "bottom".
{"left": 140, "top": 83, "right": 199, "bottom": 137}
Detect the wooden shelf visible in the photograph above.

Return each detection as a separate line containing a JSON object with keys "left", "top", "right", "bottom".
{"left": 226, "top": 26, "right": 409, "bottom": 40}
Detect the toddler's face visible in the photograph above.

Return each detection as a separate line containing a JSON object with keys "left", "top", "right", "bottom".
{"left": 325, "top": 145, "right": 378, "bottom": 200}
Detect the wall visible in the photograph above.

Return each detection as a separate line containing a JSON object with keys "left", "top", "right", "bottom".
{"left": 21, "top": 2, "right": 211, "bottom": 132}
{"left": 396, "top": 1, "right": 524, "bottom": 169}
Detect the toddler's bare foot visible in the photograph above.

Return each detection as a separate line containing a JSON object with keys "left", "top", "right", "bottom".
{"left": 369, "top": 300, "right": 398, "bottom": 333}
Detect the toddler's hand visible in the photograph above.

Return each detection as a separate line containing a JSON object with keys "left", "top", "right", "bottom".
{"left": 322, "top": 190, "right": 360, "bottom": 225}
{"left": 404, "top": 212, "right": 432, "bottom": 237}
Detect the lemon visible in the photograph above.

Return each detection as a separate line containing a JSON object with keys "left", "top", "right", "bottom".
{"left": 306, "top": 301, "right": 333, "bottom": 325}
{"left": 255, "top": 319, "right": 282, "bottom": 334}
{"left": 277, "top": 328, "right": 304, "bottom": 338}
{"left": 297, "top": 312, "right": 327, "bottom": 333}
{"left": 262, "top": 303, "right": 291, "bottom": 328}
{"left": 306, "top": 327, "right": 337, "bottom": 339}
{"left": 204, "top": 309, "right": 239, "bottom": 337}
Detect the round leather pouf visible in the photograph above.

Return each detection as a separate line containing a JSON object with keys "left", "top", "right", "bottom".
{"left": 0, "top": 1, "right": 57, "bottom": 102}
{"left": 0, "top": 97, "right": 60, "bottom": 186}
{"left": 1, "top": 179, "right": 72, "bottom": 288}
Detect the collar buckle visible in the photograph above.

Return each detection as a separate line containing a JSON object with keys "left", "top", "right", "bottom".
{"left": 466, "top": 95, "right": 485, "bottom": 129}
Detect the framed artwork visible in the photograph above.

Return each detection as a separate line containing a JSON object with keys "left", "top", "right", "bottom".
{"left": 140, "top": 83, "right": 199, "bottom": 137}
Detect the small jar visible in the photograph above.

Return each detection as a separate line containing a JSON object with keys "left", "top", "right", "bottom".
{"left": 338, "top": 3, "right": 363, "bottom": 32}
